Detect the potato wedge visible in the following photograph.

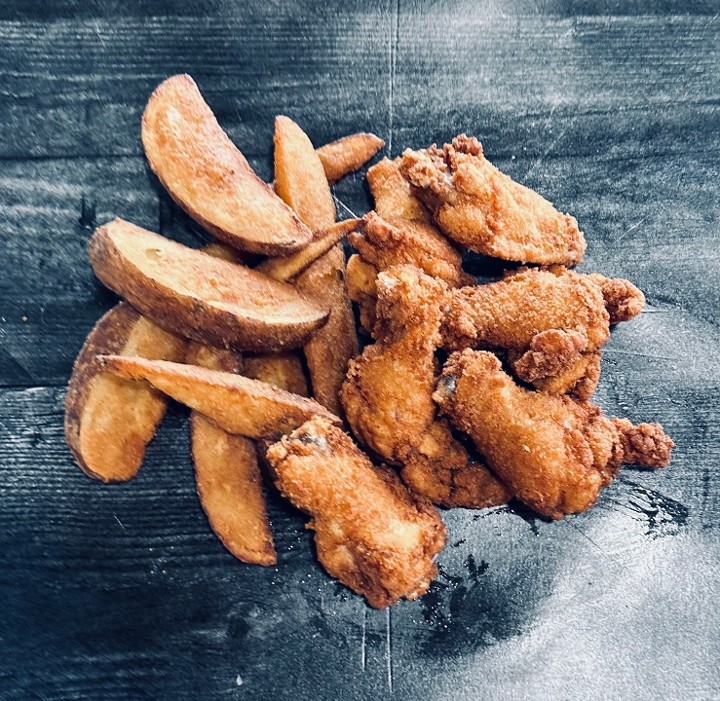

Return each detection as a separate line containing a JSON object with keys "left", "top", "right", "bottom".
{"left": 65, "top": 303, "right": 186, "bottom": 482}
{"left": 244, "top": 352, "right": 309, "bottom": 397}
{"left": 274, "top": 115, "right": 336, "bottom": 232}
{"left": 142, "top": 74, "right": 311, "bottom": 255}
{"left": 201, "top": 242, "right": 246, "bottom": 265}
{"left": 317, "top": 132, "right": 385, "bottom": 184}
{"left": 367, "top": 157, "right": 431, "bottom": 222}
{"left": 101, "top": 355, "right": 340, "bottom": 438}
{"left": 186, "top": 343, "right": 276, "bottom": 566}
{"left": 255, "top": 218, "right": 360, "bottom": 282}
{"left": 88, "top": 219, "right": 329, "bottom": 351}
{"left": 295, "top": 246, "right": 359, "bottom": 416}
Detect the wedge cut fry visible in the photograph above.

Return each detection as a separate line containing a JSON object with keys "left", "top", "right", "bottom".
{"left": 65, "top": 303, "right": 186, "bottom": 482}
{"left": 142, "top": 74, "right": 312, "bottom": 255}
{"left": 295, "top": 246, "right": 359, "bottom": 416}
{"left": 274, "top": 115, "right": 336, "bottom": 231}
{"left": 89, "top": 219, "right": 329, "bottom": 351}
{"left": 201, "top": 242, "right": 246, "bottom": 265}
{"left": 186, "top": 343, "right": 276, "bottom": 566}
{"left": 256, "top": 218, "right": 360, "bottom": 282}
{"left": 244, "top": 352, "right": 309, "bottom": 397}
{"left": 317, "top": 132, "right": 385, "bottom": 184}
{"left": 101, "top": 355, "right": 340, "bottom": 438}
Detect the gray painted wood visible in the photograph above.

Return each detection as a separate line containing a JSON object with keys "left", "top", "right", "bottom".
{"left": 1, "top": 1, "right": 719, "bottom": 699}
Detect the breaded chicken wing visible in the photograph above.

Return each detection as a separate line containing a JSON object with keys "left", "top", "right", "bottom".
{"left": 434, "top": 349, "right": 674, "bottom": 519}
{"left": 266, "top": 417, "right": 446, "bottom": 608}
{"left": 342, "top": 265, "right": 509, "bottom": 509}
{"left": 400, "top": 135, "right": 586, "bottom": 265}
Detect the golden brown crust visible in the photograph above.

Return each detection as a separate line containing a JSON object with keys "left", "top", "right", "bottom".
{"left": 612, "top": 418, "right": 674, "bottom": 468}
{"left": 64, "top": 303, "right": 186, "bottom": 482}
{"left": 349, "top": 211, "right": 474, "bottom": 288}
{"left": 142, "top": 75, "right": 311, "bottom": 255}
{"left": 256, "top": 218, "right": 360, "bottom": 282}
{"left": 529, "top": 351, "right": 602, "bottom": 400}
{"left": 342, "top": 266, "right": 448, "bottom": 462}
{"left": 266, "top": 417, "right": 446, "bottom": 608}
{"left": 400, "top": 420, "right": 510, "bottom": 509}
{"left": 400, "top": 135, "right": 586, "bottom": 265}
{"left": 367, "top": 157, "right": 432, "bottom": 222}
{"left": 274, "top": 115, "right": 336, "bottom": 232}
{"left": 346, "top": 254, "right": 378, "bottom": 333}
{"left": 295, "top": 246, "right": 359, "bottom": 416}
{"left": 442, "top": 267, "right": 609, "bottom": 359}
{"left": 186, "top": 342, "right": 276, "bottom": 566}
{"left": 588, "top": 273, "right": 646, "bottom": 323}
{"left": 435, "top": 349, "right": 621, "bottom": 519}
{"left": 101, "top": 355, "right": 339, "bottom": 439}
{"left": 88, "top": 219, "right": 329, "bottom": 352}
{"left": 317, "top": 132, "right": 385, "bottom": 184}
{"left": 243, "top": 351, "right": 309, "bottom": 397}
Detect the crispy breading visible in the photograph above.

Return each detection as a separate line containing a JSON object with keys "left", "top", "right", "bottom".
{"left": 435, "top": 349, "right": 673, "bottom": 519}
{"left": 400, "top": 135, "right": 586, "bottom": 265}
{"left": 266, "top": 417, "right": 446, "bottom": 608}
{"left": 588, "top": 273, "right": 645, "bottom": 323}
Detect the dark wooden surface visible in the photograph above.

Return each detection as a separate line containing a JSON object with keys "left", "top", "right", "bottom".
{"left": 1, "top": 1, "right": 719, "bottom": 699}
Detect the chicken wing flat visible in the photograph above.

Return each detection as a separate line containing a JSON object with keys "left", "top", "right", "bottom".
{"left": 266, "top": 416, "right": 446, "bottom": 608}
{"left": 434, "top": 349, "right": 674, "bottom": 519}
{"left": 342, "top": 265, "right": 446, "bottom": 462}
{"left": 400, "top": 135, "right": 586, "bottom": 265}
{"left": 346, "top": 253, "right": 378, "bottom": 333}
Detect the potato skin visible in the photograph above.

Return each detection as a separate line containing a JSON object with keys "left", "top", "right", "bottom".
{"left": 88, "top": 219, "right": 330, "bottom": 352}
{"left": 142, "top": 74, "right": 312, "bottom": 256}
{"left": 317, "top": 132, "right": 385, "bottom": 184}
{"left": 64, "top": 303, "right": 186, "bottom": 482}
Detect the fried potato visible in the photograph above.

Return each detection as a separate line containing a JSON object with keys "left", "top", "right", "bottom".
{"left": 101, "top": 355, "right": 340, "bottom": 438}
{"left": 274, "top": 115, "right": 335, "bottom": 231}
{"left": 65, "top": 303, "right": 186, "bottom": 482}
{"left": 142, "top": 74, "right": 311, "bottom": 255}
{"left": 316, "top": 132, "right": 385, "bottom": 184}
{"left": 89, "top": 219, "right": 329, "bottom": 351}
{"left": 255, "top": 218, "right": 360, "bottom": 282}
{"left": 295, "top": 246, "right": 358, "bottom": 415}
{"left": 243, "top": 352, "right": 309, "bottom": 397}
{"left": 186, "top": 343, "right": 276, "bottom": 566}
{"left": 201, "top": 242, "right": 246, "bottom": 264}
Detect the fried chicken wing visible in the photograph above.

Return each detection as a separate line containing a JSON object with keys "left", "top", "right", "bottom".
{"left": 588, "top": 273, "right": 645, "bottom": 324}
{"left": 346, "top": 253, "right": 378, "bottom": 333}
{"left": 342, "top": 265, "right": 510, "bottom": 509}
{"left": 400, "top": 135, "right": 586, "bottom": 265}
{"left": 266, "top": 416, "right": 446, "bottom": 608}
{"left": 342, "top": 265, "right": 446, "bottom": 461}
{"left": 434, "top": 349, "right": 674, "bottom": 519}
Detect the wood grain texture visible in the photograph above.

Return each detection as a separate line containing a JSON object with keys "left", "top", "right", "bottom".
{"left": 1, "top": 1, "right": 719, "bottom": 699}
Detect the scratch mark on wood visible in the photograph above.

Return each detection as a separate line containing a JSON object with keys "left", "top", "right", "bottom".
{"left": 360, "top": 606, "right": 367, "bottom": 671}
{"left": 113, "top": 514, "right": 126, "bottom": 530}
{"left": 332, "top": 194, "right": 361, "bottom": 220}
{"left": 385, "top": 606, "right": 394, "bottom": 692}
{"left": 387, "top": 0, "right": 400, "bottom": 156}
{"left": 613, "top": 217, "right": 646, "bottom": 245}
{"left": 603, "top": 349, "right": 678, "bottom": 361}
{"left": 565, "top": 519, "right": 606, "bottom": 555}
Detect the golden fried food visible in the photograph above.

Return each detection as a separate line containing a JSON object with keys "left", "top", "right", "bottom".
{"left": 65, "top": 303, "right": 186, "bottom": 482}
{"left": 529, "top": 351, "right": 602, "bottom": 400}
{"left": 400, "top": 135, "right": 586, "bottom": 265}
{"left": 186, "top": 343, "right": 276, "bottom": 566}
{"left": 317, "top": 132, "right": 385, "bottom": 184}
{"left": 342, "top": 265, "right": 446, "bottom": 462}
{"left": 142, "top": 75, "right": 311, "bottom": 255}
{"left": 296, "top": 246, "right": 359, "bottom": 416}
{"left": 588, "top": 273, "right": 645, "bottom": 323}
{"left": 443, "top": 267, "right": 610, "bottom": 386}
{"left": 435, "top": 349, "right": 674, "bottom": 519}
{"left": 274, "top": 115, "right": 336, "bottom": 231}
{"left": 400, "top": 420, "right": 510, "bottom": 509}
{"left": 367, "top": 157, "right": 433, "bottom": 222}
{"left": 346, "top": 253, "right": 379, "bottom": 332}
{"left": 256, "top": 218, "right": 360, "bottom": 282}
{"left": 349, "top": 211, "right": 473, "bottom": 288}
{"left": 101, "top": 355, "right": 339, "bottom": 438}
{"left": 89, "top": 219, "right": 329, "bottom": 351}
{"left": 612, "top": 418, "right": 675, "bottom": 468}
{"left": 266, "top": 416, "right": 446, "bottom": 608}
{"left": 243, "top": 351, "right": 309, "bottom": 397}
